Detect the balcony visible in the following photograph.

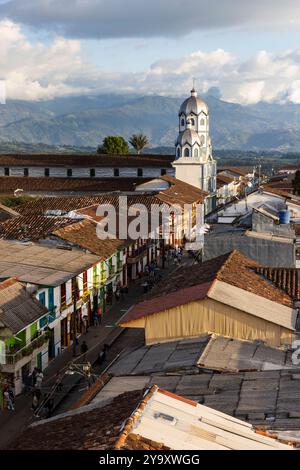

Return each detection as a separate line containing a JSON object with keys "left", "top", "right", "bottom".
{"left": 3, "top": 332, "right": 50, "bottom": 366}
{"left": 127, "top": 245, "right": 149, "bottom": 264}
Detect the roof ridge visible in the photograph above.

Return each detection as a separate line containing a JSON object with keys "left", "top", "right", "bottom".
{"left": 215, "top": 250, "right": 237, "bottom": 280}
{"left": 114, "top": 385, "right": 158, "bottom": 450}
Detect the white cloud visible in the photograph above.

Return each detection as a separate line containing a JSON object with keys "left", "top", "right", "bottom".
{"left": 2, "top": 19, "right": 300, "bottom": 105}
{"left": 0, "top": 0, "right": 300, "bottom": 39}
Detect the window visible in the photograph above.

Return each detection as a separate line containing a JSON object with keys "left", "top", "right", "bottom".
{"left": 181, "top": 118, "right": 185, "bottom": 127}
{"left": 24, "top": 168, "right": 29, "bottom": 177}
{"left": 161, "top": 169, "right": 167, "bottom": 176}
{"left": 45, "top": 168, "right": 50, "bottom": 177}
{"left": 60, "top": 283, "right": 66, "bottom": 308}
{"left": 90, "top": 169, "right": 96, "bottom": 178}
{"left": 39, "top": 292, "right": 46, "bottom": 306}
{"left": 67, "top": 169, "right": 73, "bottom": 177}
{"left": 4, "top": 168, "right": 9, "bottom": 176}
{"left": 200, "top": 135, "right": 205, "bottom": 146}
{"left": 200, "top": 118, "right": 205, "bottom": 126}
{"left": 296, "top": 311, "right": 300, "bottom": 332}
{"left": 184, "top": 148, "right": 190, "bottom": 157}
{"left": 114, "top": 168, "right": 119, "bottom": 177}
{"left": 138, "top": 168, "right": 143, "bottom": 177}
{"left": 194, "top": 148, "right": 199, "bottom": 157}
{"left": 176, "top": 147, "right": 181, "bottom": 159}
{"left": 83, "top": 271, "right": 88, "bottom": 293}
{"left": 191, "top": 118, "right": 195, "bottom": 126}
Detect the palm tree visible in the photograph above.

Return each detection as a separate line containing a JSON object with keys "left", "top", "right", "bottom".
{"left": 129, "top": 133, "right": 149, "bottom": 155}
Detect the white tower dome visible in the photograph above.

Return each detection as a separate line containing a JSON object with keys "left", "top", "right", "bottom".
{"left": 179, "top": 88, "right": 209, "bottom": 116}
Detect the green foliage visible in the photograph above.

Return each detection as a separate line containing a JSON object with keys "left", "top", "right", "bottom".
{"left": 293, "top": 171, "right": 300, "bottom": 196}
{"left": 0, "top": 195, "right": 35, "bottom": 207}
{"left": 129, "top": 133, "right": 149, "bottom": 155}
{"left": 98, "top": 136, "right": 129, "bottom": 155}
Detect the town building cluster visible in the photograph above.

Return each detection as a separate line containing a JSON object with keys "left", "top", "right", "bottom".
{"left": 0, "top": 89, "right": 300, "bottom": 450}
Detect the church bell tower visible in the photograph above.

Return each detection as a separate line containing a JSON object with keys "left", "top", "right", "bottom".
{"left": 172, "top": 88, "right": 217, "bottom": 205}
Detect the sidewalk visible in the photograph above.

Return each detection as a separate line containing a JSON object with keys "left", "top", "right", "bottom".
{"left": 0, "top": 255, "right": 189, "bottom": 449}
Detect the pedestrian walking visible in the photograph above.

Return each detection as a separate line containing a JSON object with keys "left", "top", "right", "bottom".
{"left": 82, "top": 315, "right": 89, "bottom": 334}
{"left": 81, "top": 340, "right": 88, "bottom": 360}
{"left": 55, "top": 372, "right": 63, "bottom": 392}
{"left": 4, "top": 388, "right": 14, "bottom": 411}
{"left": 35, "top": 369, "right": 44, "bottom": 390}
{"left": 97, "top": 306, "right": 103, "bottom": 324}
{"left": 31, "top": 391, "right": 40, "bottom": 412}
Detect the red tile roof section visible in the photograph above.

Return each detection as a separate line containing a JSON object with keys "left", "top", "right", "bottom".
{"left": 120, "top": 251, "right": 294, "bottom": 324}
{"left": 120, "top": 281, "right": 214, "bottom": 323}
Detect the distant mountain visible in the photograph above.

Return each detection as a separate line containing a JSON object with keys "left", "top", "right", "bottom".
{"left": 1, "top": 93, "right": 300, "bottom": 151}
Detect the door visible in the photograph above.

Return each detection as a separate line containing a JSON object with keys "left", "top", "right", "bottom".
{"left": 37, "top": 353, "right": 42, "bottom": 370}
{"left": 48, "top": 328, "right": 55, "bottom": 360}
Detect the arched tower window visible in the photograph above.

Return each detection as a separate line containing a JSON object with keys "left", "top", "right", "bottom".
{"left": 191, "top": 118, "right": 195, "bottom": 126}
{"left": 176, "top": 147, "right": 181, "bottom": 159}
{"left": 194, "top": 148, "right": 199, "bottom": 158}
{"left": 200, "top": 135, "right": 205, "bottom": 146}
{"left": 200, "top": 118, "right": 205, "bottom": 126}
{"left": 181, "top": 118, "right": 185, "bottom": 127}
{"left": 184, "top": 148, "right": 190, "bottom": 157}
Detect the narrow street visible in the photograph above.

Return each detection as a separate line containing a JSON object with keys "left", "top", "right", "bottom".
{"left": 0, "top": 253, "right": 193, "bottom": 449}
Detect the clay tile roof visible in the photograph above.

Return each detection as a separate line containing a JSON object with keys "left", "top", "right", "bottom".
{"left": 218, "top": 167, "right": 250, "bottom": 177}
{"left": 158, "top": 175, "right": 209, "bottom": 205}
{"left": 0, "top": 176, "right": 153, "bottom": 194}
{"left": 121, "top": 434, "right": 171, "bottom": 451}
{"left": 0, "top": 153, "right": 173, "bottom": 168}
{"left": 217, "top": 174, "right": 236, "bottom": 185}
{"left": 0, "top": 215, "right": 73, "bottom": 241}
{"left": 13, "top": 194, "right": 163, "bottom": 216}
{"left": 255, "top": 267, "right": 300, "bottom": 300}
{"left": 10, "top": 388, "right": 158, "bottom": 451}
{"left": 120, "top": 251, "right": 294, "bottom": 323}
{"left": 53, "top": 219, "right": 126, "bottom": 259}
{"left": 0, "top": 278, "right": 48, "bottom": 334}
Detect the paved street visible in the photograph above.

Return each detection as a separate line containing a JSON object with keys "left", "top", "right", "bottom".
{"left": 0, "top": 253, "right": 192, "bottom": 449}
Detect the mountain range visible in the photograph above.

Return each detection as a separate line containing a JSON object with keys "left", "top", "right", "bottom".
{"left": 1, "top": 93, "right": 300, "bottom": 152}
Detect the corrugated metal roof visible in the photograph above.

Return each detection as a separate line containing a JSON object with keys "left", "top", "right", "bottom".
{"left": 0, "top": 278, "right": 48, "bottom": 334}
{"left": 0, "top": 239, "right": 99, "bottom": 286}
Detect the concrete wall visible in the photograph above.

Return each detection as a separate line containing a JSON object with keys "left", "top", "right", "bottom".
{"left": 204, "top": 230, "right": 296, "bottom": 267}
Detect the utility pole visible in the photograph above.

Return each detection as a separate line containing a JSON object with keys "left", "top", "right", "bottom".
{"left": 72, "top": 277, "right": 77, "bottom": 357}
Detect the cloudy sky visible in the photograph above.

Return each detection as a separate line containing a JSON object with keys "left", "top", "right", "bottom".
{"left": 1, "top": 0, "right": 300, "bottom": 103}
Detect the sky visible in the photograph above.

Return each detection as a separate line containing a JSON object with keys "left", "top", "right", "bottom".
{"left": 1, "top": 0, "right": 300, "bottom": 103}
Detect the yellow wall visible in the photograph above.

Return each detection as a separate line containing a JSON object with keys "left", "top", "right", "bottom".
{"left": 132, "top": 298, "right": 295, "bottom": 348}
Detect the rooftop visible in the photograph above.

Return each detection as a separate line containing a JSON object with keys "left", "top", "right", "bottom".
{"left": 0, "top": 176, "right": 153, "bottom": 195}
{"left": 13, "top": 194, "right": 162, "bottom": 217}
{"left": 0, "top": 239, "right": 99, "bottom": 286}
{"left": 0, "top": 278, "right": 48, "bottom": 334}
{"left": 0, "top": 215, "right": 73, "bottom": 241}
{"left": 0, "top": 153, "right": 173, "bottom": 168}
{"left": 108, "top": 335, "right": 297, "bottom": 378}
{"left": 10, "top": 385, "right": 292, "bottom": 450}
{"left": 53, "top": 219, "right": 128, "bottom": 260}
{"left": 158, "top": 175, "right": 209, "bottom": 205}
{"left": 120, "top": 251, "right": 294, "bottom": 324}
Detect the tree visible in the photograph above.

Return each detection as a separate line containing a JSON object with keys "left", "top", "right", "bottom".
{"left": 129, "top": 133, "right": 149, "bottom": 155}
{"left": 97, "top": 136, "right": 129, "bottom": 155}
{"left": 292, "top": 170, "right": 300, "bottom": 196}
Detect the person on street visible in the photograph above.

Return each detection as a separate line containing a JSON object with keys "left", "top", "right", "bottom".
{"left": 31, "top": 391, "right": 40, "bottom": 412}
{"left": 82, "top": 315, "right": 89, "bottom": 334}
{"left": 81, "top": 340, "right": 88, "bottom": 360}
{"left": 35, "top": 369, "right": 44, "bottom": 390}
{"left": 4, "top": 388, "right": 14, "bottom": 411}
{"left": 55, "top": 372, "right": 63, "bottom": 392}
